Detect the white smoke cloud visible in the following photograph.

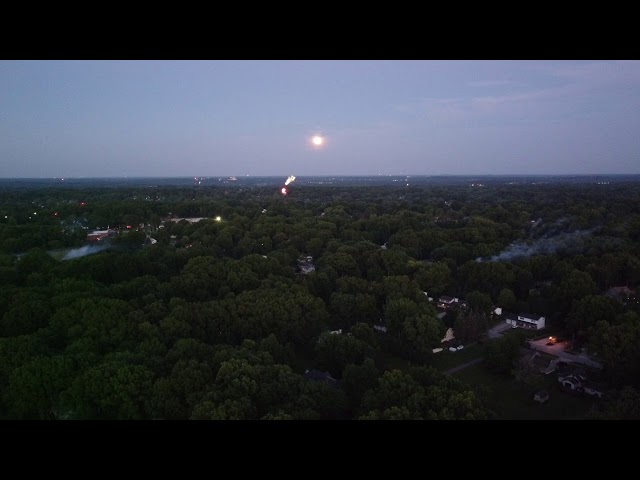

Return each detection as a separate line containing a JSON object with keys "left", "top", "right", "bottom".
{"left": 62, "top": 244, "right": 110, "bottom": 260}
{"left": 478, "top": 228, "right": 594, "bottom": 263}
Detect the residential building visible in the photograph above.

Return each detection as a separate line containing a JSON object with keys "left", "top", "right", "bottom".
{"left": 505, "top": 312, "right": 545, "bottom": 330}
{"left": 437, "top": 295, "right": 460, "bottom": 310}
{"left": 304, "top": 370, "right": 338, "bottom": 388}
{"left": 528, "top": 352, "right": 558, "bottom": 374}
{"left": 86, "top": 229, "right": 116, "bottom": 242}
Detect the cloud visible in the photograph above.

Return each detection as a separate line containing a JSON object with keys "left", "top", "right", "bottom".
{"left": 397, "top": 61, "right": 640, "bottom": 129}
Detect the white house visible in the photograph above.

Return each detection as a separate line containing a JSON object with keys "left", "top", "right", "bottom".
{"left": 505, "top": 313, "right": 545, "bottom": 330}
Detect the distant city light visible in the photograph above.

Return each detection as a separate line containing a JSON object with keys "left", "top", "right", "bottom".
{"left": 215, "top": 216, "right": 222, "bottom": 222}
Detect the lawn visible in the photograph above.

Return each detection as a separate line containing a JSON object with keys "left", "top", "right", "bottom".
{"left": 430, "top": 343, "right": 485, "bottom": 371}
{"left": 453, "top": 364, "right": 596, "bottom": 420}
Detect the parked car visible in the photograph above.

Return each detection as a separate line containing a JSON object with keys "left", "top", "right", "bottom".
{"left": 456, "top": 345, "right": 464, "bottom": 350}
{"left": 449, "top": 347, "right": 457, "bottom": 352}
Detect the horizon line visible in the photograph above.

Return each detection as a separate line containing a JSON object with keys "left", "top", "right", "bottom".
{"left": 1, "top": 173, "right": 640, "bottom": 180}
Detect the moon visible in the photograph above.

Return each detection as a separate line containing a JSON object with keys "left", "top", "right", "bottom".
{"left": 311, "top": 135, "right": 324, "bottom": 147}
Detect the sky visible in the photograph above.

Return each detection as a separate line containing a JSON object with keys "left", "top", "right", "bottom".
{"left": 1, "top": 60, "right": 639, "bottom": 177}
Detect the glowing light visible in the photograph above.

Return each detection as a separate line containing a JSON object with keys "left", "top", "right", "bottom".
{"left": 285, "top": 175, "right": 296, "bottom": 186}
{"left": 311, "top": 135, "right": 324, "bottom": 147}
{"left": 281, "top": 187, "right": 288, "bottom": 195}
{"left": 215, "top": 216, "right": 222, "bottom": 222}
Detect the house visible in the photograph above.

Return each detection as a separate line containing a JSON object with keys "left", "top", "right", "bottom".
{"left": 559, "top": 374, "right": 582, "bottom": 391}
{"left": 86, "top": 229, "right": 116, "bottom": 242}
{"left": 297, "top": 256, "right": 316, "bottom": 274}
{"left": 437, "top": 295, "right": 460, "bottom": 310}
{"left": 558, "top": 373, "right": 584, "bottom": 391}
{"left": 505, "top": 312, "right": 545, "bottom": 330}
{"left": 374, "top": 319, "right": 387, "bottom": 333}
{"left": 534, "top": 390, "right": 549, "bottom": 403}
{"left": 329, "top": 329, "right": 342, "bottom": 335}
{"left": 606, "top": 286, "right": 633, "bottom": 298}
{"left": 606, "top": 286, "right": 635, "bottom": 304}
{"left": 558, "top": 371, "right": 605, "bottom": 398}
{"left": 162, "top": 217, "right": 208, "bottom": 224}
{"left": 304, "top": 370, "right": 338, "bottom": 388}
{"left": 529, "top": 352, "right": 558, "bottom": 375}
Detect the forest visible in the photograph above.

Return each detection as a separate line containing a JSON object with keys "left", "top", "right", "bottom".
{"left": 1, "top": 178, "right": 639, "bottom": 420}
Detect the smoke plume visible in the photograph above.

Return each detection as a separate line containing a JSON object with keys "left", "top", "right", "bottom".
{"left": 62, "top": 244, "right": 110, "bottom": 260}
{"left": 477, "top": 229, "right": 594, "bottom": 263}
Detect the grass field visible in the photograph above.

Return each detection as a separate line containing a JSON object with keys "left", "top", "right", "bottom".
{"left": 430, "top": 343, "right": 485, "bottom": 371}
{"left": 453, "top": 364, "right": 596, "bottom": 420}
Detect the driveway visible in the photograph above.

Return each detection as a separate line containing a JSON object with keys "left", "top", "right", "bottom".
{"left": 528, "top": 338, "right": 602, "bottom": 369}
{"left": 487, "top": 322, "right": 512, "bottom": 339}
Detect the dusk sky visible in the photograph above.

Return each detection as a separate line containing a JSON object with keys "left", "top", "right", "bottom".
{"left": 2, "top": 60, "right": 639, "bottom": 178}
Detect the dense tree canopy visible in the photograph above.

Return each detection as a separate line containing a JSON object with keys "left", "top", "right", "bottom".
{"left": 1, "top": 177, "right": 639, "bottom": 419}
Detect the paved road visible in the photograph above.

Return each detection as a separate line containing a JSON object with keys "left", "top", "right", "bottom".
{"left": 444, "top": 357, "right": 484, "bottom": 375}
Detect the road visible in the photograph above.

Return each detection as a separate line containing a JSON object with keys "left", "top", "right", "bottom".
{"left": 444, "top": 357, "right": 484, "bottom": 375}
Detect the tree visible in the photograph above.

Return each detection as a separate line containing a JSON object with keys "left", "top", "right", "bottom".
{"left": 399, "top": 314, "right": 445, "bottom": 363}
{"left": 568, "top": 295, "right": 619, "bottom": 334}
{"left": 511, "top": 355, "right": 544, "bottom": 391}
{"left": 383, "top": 297, "right": 419, "bottom": 335}
{"left": 466, "top": 290, "right": 493, "bottom": 315}
{"left": 591, "top": 386, "right": 640, "bottom": 420}
{"left": 484, "top": 334, "right": 523, "bottom": 375}
{"left": 7, "top": 355, "right": 76, "bottom": 419}
{"left": 555, "top": 270, "right": 597, "bottom": 315}
{"left": 414, "top": 262, "right": 451, "bottom": 299}
{"left": 59, "top": 361, "right": 155, "bottom": 419}
{"left": 350, "top": 323, "right": 378, "bottom": 348}
{"left": 497, "top": 288, "right": 516, "bottom": 311}
{"left": 0, "top": 290, "right": 52, "bottom": 337}
{"left": 453, "top": 311, "right": 488, "bottom": 344}
{"left": 315, "top": 332, "right": 372, "bottom": 378}
{"left": 341, "top": 359, "right": 379, "bottom": 411}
